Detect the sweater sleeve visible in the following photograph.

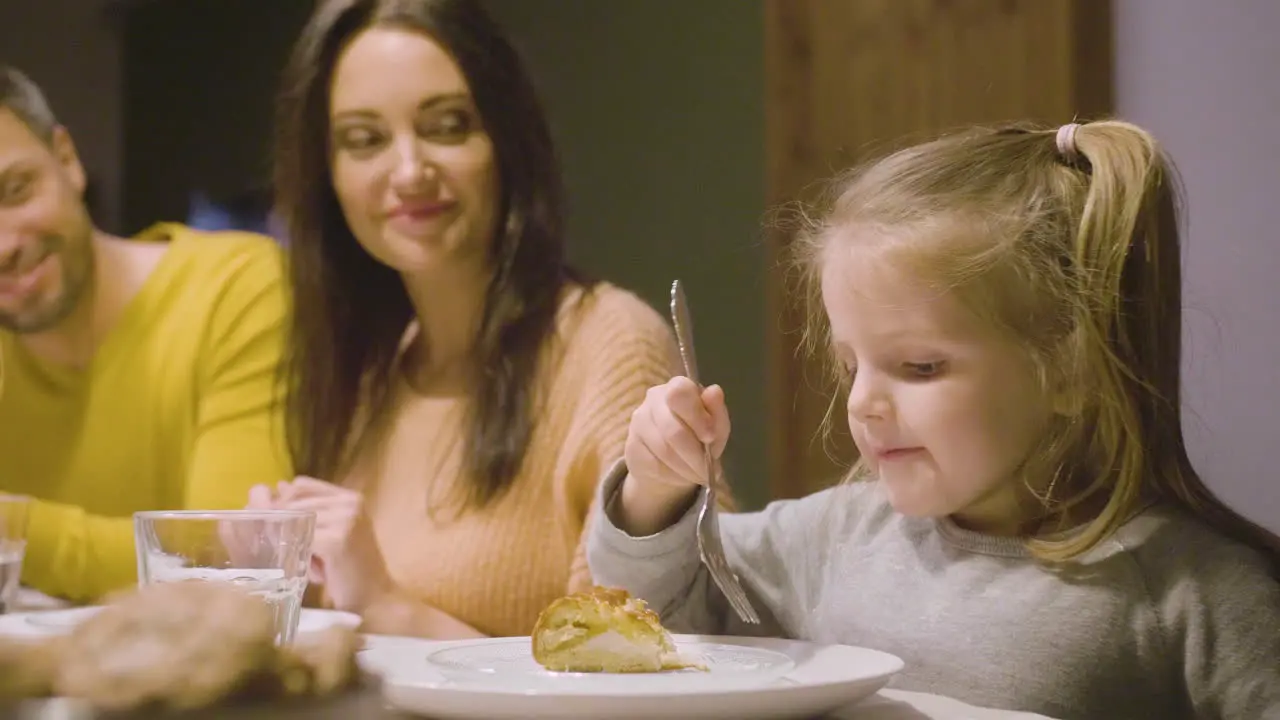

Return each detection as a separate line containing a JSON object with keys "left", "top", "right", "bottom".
{"left": 1150, "top": 529, "right": 1280, "bottom": 719}
{"left": 586, "top": 461, "right": 851, "bottom": 637}
{"left": 22, "top": 500, "right": 141, "bottom": 602}
{"left": 183, "top": 241, "right": 292, "bottom": 509}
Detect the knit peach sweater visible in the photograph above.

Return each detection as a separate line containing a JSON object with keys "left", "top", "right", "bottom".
{"left": 340, "top": 284, "right": 680, "bottom": 637}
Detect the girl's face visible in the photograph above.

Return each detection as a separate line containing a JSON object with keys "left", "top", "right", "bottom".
{"left": 821, "top": 234, "right": 1058, "bottom": 535}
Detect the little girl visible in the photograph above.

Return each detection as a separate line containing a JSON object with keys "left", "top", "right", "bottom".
{"left": 587, "top": 121, "right": 1280, "bottom": 720}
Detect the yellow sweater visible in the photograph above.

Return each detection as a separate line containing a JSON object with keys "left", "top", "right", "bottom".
{"left": 341, "top": 284, "right": 681, "bottom": 637}
{"left": 0, "top": 224, "right": 291, "bottom": 602}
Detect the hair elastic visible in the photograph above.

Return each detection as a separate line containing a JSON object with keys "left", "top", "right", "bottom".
{"left": 1055, "top": 123, "right": 1082, "bottom": 164}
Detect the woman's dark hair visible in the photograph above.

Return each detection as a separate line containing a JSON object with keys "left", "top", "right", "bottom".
{"left": 275, "top": 0, "right": 583, "bottom": 507}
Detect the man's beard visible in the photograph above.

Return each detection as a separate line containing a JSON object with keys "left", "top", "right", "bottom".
{"left": 0, "top": 230, "right": 94, "bottom": 334}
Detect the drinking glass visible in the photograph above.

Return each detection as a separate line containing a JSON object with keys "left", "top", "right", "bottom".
{"left": 133, "top": 509, "right": 315, "bottom": 644}
{"left": 0, "top": 495, "right": 30, "bottom": 614}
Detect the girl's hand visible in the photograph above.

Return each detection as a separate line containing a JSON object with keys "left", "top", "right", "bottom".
{"left": 618, "top": 377, "right": 730, "bottom": 534}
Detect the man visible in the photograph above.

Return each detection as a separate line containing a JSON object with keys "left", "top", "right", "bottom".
{"left": 0, "top": 66, "right": 290, "bottom": 602}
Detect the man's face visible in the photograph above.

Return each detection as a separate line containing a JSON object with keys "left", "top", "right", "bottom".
{"left": 0, "top": 108, "right": 94, "bottom": 333}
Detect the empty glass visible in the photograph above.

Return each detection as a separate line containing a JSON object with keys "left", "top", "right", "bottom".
{"left": 0, "top": 495, "right": 30, "bottom": 614}
{"left": 133, "top": 509, "right": 315, "bottom": 644}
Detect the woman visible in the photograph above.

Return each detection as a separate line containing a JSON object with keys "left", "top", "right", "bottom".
{"left": 260, "top": 0, "right": 685, "bottom": 639}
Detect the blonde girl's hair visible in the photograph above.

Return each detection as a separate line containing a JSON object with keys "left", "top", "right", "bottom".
{"left": 792, "top": 120, "right": 1280, "bottom": 573}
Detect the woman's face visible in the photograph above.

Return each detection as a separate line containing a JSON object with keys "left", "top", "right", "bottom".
{"left": 327, "top": 26, "right": 499, "bottom": 276}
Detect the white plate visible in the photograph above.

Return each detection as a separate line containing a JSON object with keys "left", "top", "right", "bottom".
{"left": 21, "top": 606, "right": 100, "bottom": 631}
{"left": 360, "top": 634, "right": 904, "bottom": 720}
{"left": 0, "top": 606, "right": 362, "bottom": 639}
{"left": 425, "top": 637, "right": 795, "bottom": 693}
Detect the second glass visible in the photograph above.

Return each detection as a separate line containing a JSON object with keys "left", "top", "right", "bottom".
{"left": 0, "top": 495, "right": 30, "bottom": 615}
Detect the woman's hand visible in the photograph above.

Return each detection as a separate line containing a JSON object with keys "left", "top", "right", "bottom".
{"left": 220, "top": 484, "right": 286, "bottom": 568}
{"left": 271, "top": 477, "right": 394, "bottom": 614}
{"left": 239, "top": 481, "right": 485, "bottom": 639}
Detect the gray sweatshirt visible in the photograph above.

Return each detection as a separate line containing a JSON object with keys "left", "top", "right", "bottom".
{"left": 586, "top": 461, "right": 1280, "bottom": 720}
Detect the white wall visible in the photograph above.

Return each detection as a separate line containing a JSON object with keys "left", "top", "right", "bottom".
{"left": 1116, "top": 0, "right": 1280, "bottom": 531}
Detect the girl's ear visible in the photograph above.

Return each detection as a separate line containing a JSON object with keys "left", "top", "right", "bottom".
{"left": 1051, "top": 385, "right": 1083, "bottom": 418}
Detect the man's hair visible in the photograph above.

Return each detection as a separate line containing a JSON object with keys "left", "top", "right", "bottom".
{"left": 0, "top": 65, "right": 58, "bottom": 144}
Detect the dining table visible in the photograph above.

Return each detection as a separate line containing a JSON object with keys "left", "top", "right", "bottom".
{"left": 1, "top": 687, "right": 1054, "bottom": 720}
{"left": 3, "top": 588, "right": 1055, "bottom": 720}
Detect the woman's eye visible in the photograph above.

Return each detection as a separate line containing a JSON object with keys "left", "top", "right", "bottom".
{"left": 424, "top": 110, "right": 473, "bottom": 142}
{"left": 335, "top": 127, "right": 383, "bottom": 151}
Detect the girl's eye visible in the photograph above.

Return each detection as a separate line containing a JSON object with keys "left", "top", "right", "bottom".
{"left": 904, "top": 361, "right": 946, "bottom": 378}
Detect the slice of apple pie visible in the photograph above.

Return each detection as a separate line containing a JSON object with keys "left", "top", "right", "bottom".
{"left": 531, "top": 586, "right": 705, "bottom": 673}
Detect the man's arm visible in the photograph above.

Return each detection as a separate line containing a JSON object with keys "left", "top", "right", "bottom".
{"left": 183, "top": 244, "right": 292, "bottom": 511}
{"left": 21, "top": 238, "right": 291, "bottom": 602}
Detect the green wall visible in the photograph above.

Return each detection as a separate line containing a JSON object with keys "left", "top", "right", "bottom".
{"left": 487, "top": 0, "right": 769, "bottom": 507}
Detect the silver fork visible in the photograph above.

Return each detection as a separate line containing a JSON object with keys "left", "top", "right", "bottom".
{"left": 669, "top": 280, "right": 761, "bottom": 625}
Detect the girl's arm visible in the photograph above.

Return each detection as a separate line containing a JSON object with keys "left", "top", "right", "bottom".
{"left": 586, "top": 461, "right": 857, "bottom": 638}
{"left": 1157, "top": 532, "right": 1280, "bottom": 718}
